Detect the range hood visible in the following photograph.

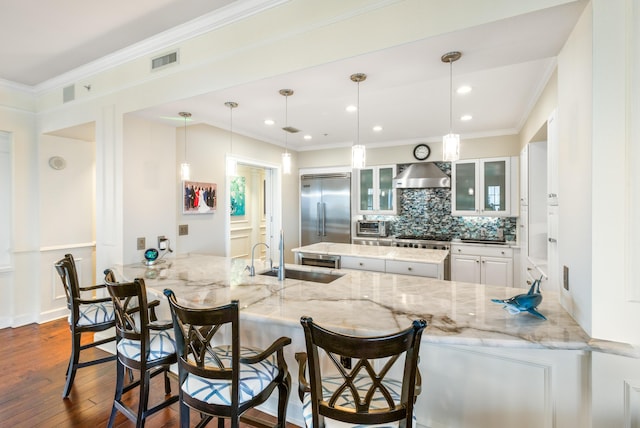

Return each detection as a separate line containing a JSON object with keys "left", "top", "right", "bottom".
{"left": 392, "top": 162, "right": 450, "bottom": 188}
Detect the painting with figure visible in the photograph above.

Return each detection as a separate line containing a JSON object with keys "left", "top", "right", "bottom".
{"left": 183, "top": 181, "right": 216, "bottom": 214}
{"left": 230, "top": 176, "right": 245, "bottom": 216}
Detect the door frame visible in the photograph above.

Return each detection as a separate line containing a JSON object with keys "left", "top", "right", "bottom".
{"left": 225, "top": 154, "right": 281, "bottom": 259}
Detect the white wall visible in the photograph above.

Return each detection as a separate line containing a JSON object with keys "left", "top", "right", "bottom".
{"left": 39, "top": 135, "right": 95, "bottom": 247}
{"left": 122, "top": 115, "right": 177, "bottom": 264}
{"left": 297, "top": 134, "right": 520, "bottom": 169}
{"left": 557, "top": 3, "right": 594, "bottom": 335}
{"left": 589, "top": 0, "right": 640, "bottom": 343}
{"left": 0, "top": 99, "right": 39, "bottom": 327}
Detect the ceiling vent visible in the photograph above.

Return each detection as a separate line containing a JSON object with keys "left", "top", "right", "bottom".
{"left": 282, "top": 126, "right": 300, "bottom": 133}
{"left": 63, "top": 84, "right": 75, "bottom": 103}
{"left": 151, "top": 50, "right": 179, "bottom": 71}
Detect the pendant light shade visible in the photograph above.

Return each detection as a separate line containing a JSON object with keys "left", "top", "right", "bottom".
{"left": 179, "top": 112, "right": 191, "bottom": 181}
{"left": 350, "top": 73, "right": 367, "bottom": 169}
{"left": 280, "top": 89, "right": 293, "bottom": 175}
{"left": 225, "top": 101, "right": 238, "bottom": 176}
{"left": 351, "top": 144, "right": 366, "bottom": 169}
{"left": 441, "top": 51, "right": 461, "bottom": 162}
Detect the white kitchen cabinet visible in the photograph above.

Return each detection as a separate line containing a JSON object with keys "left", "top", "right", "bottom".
{"left": 547, "top": 109, "right": 559, "bottom": 206}
{"left": 451, "top": 244, "right": 514, "bottom": 287}
{"left": 341, "top": 255, "right": 442, "bottom": 278}
{"left": 340, "top": 255, "right": 386, "bottom": 272}
{"left": 451, "top": 157, "right": 517, "bottom": 216}
{"left": 357, "top": 165, "right": 396, "bottom": 214}
{"left": 385, "top": 259, "right": 440, "bottom": 278}
{"left": 525, "top": 257, "right": 547, "bottom": 291}
{"left": 520, "top": 145, "right": 528, "bottom": 206}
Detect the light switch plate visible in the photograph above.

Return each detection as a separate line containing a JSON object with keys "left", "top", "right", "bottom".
{"left": 178, "top": 224, "right": 188, "bottom": 236}
{"left": 137, "top": 237, "right": 145, "bottom": 250}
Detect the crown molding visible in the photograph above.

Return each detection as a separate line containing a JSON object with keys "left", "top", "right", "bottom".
{"left": 33, "top": 0, "right": 289, "bottom": 94}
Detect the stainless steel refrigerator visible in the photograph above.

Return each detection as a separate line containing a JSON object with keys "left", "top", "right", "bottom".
{"left": 300, "top": 173, "right": 351, "bottom": 246}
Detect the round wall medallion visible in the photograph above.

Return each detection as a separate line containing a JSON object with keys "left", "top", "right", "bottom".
{"left": 413, "top": 144, "right": 431, "bottom": 161}
{"left": 48, "top": 156, "right": 66, "bottom": 170}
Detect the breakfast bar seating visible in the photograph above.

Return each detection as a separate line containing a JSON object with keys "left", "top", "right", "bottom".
{"left": 55, "top": 253, "right": 117, "bottom": 398}
{"left": 104, "top": 273, "right": 178, "bottom": 428}
{"left": 164, "top": 289, "right": 292, "bottom": 428}
{"left": 295, "top": 317, "right": 426, "bottom": 428}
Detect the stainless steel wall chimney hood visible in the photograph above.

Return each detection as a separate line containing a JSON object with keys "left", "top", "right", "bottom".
{"left": 392, "top": 162, "right": 450, "bottom": 188}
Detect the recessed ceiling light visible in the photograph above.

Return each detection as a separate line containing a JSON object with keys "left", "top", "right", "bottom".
{"left": 304, "top": 135, "right": 312, "bottom": 140}
{"left": 457, "top": 85, "right": 472, "bottom": 94}
{"left": 346, "top": 105, "right": 357, "bottom": 113}
{"left": 460, "top": 114, "right": 473, "bottom": 121}
{"left": 264, "top": 119, "right": 275, "bottom": 125}
{"left": 373, "top": 125, "right": 383, "bottom": 132}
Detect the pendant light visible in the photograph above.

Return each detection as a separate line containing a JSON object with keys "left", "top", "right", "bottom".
{"left": 442, "top": 51, "right": 461, "bottom": 162}
{"left": 279, "top": 89, "right": 293, "bottom": 175}
{"left": 350, "top": 73, "right": 367, "bottom": 169}
{"left": 179, "top": 112, "right": 191, "bottom": 181}
{"left": 225, "top": 101, "right": 238, "bottom": 176}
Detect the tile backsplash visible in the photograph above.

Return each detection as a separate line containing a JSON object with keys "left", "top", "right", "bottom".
{"left": 364, "top": 162, "right": 517, "bottom": 241}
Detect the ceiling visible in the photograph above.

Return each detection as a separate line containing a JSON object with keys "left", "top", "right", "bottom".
{"left": 0, "top": 0, "right": 235, "bottom": 86}
{"left": 1, "top": 1, "right": 587, "bottom": 151}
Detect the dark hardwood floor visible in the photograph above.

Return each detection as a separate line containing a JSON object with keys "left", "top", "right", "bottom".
{"left": 0, "top": 318, "right": 300, "bottom": 428}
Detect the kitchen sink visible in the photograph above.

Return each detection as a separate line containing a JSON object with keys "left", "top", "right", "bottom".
{"left": 259, "top": 268, "right": 344, "bottom": 283}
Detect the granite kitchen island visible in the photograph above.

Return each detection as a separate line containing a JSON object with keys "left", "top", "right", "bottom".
{"left": 291, "top": 242, "right": 449, "bottom": 279}
{"left": 113, "top": 254, "right": 632, "bottom": 428}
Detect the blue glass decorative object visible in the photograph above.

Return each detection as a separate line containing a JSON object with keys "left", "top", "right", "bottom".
{"left": 144, "top": 248, "right": 159, "bottom": 262}
{"left": 491, "top": 276, "right": 546, "bottom": 320}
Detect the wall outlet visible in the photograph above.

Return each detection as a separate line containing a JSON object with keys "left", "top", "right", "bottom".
{"left": 137, "top": 237, "right": 145, "bottom": 250}
{"left": 563, "top": 265, "right": 569, "bottom": 290}
{"left": 158, "top": 235, "right": 168, "bottom": 250}
{"left": 178, "top": 224, "right": 188, "bottom": 236}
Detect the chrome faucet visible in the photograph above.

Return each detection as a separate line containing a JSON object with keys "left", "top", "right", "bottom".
{"left": 246, "top": 242, "right": 269, "bottom": 276}
{"left": 277, "top": 230, "right": 285, "bottom": 281}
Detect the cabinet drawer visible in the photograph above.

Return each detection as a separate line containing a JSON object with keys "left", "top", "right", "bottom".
{"left": 451, "top": 245, "right": 512, "bottom": 258}
{"left": 341, "top": 256, "right": 385, "bottom": 272}
{"left": 385, "top": 260, "right": 439, "bottom": 278}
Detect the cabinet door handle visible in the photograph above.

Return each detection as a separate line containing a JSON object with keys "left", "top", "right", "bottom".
{"left": 548, "top": 238, "right": 557, "bottom": 243}
{"left": 359, "top": 262, "right": 364, "bottom": 266}
{"left": 407, "top": 267, "right": 412, "bottom": 271}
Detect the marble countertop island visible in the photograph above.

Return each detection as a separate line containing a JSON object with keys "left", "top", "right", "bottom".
{"left": 113, "top": 254, "right": 632, "bottom": 356}
{"left": 291, "top": 242, "right": 448, "bottom": 264}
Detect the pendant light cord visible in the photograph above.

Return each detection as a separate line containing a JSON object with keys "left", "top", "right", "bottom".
{"left": 357, "top": 80, "right": 360, "bottom": 145}
{"left": 284, "top": 93, "right": 289, "bottom": 154}
{"left": 449, "top": 58, "right": 453, "bottom": 134}
{"left": 183, "top": 115, "right": 188, "bottom": 161}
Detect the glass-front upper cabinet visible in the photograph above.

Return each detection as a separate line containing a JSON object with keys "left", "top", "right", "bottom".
{"left": 358, "top": 165, "right": 396, "bottom": 214}
{"left": 452, "top": 157, "right": 512, "bottom": 216}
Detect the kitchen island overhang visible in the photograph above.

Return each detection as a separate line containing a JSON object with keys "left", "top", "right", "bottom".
{"left": 111, "top": 254, "right": 632, "bottom": 428}
{"left": 115, "top": 254, "right": 590, "bottom": 350}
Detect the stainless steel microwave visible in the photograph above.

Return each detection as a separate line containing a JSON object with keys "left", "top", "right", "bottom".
{"left": 356, "top": 220, "right": 388, "bottom": 237}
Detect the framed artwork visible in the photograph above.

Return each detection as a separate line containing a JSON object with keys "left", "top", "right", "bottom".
{"left": 230, "top": 176, "right": 245, "bottom": 216}
{"left": 183, "top": 181, "right": 216, "bottom": 214}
